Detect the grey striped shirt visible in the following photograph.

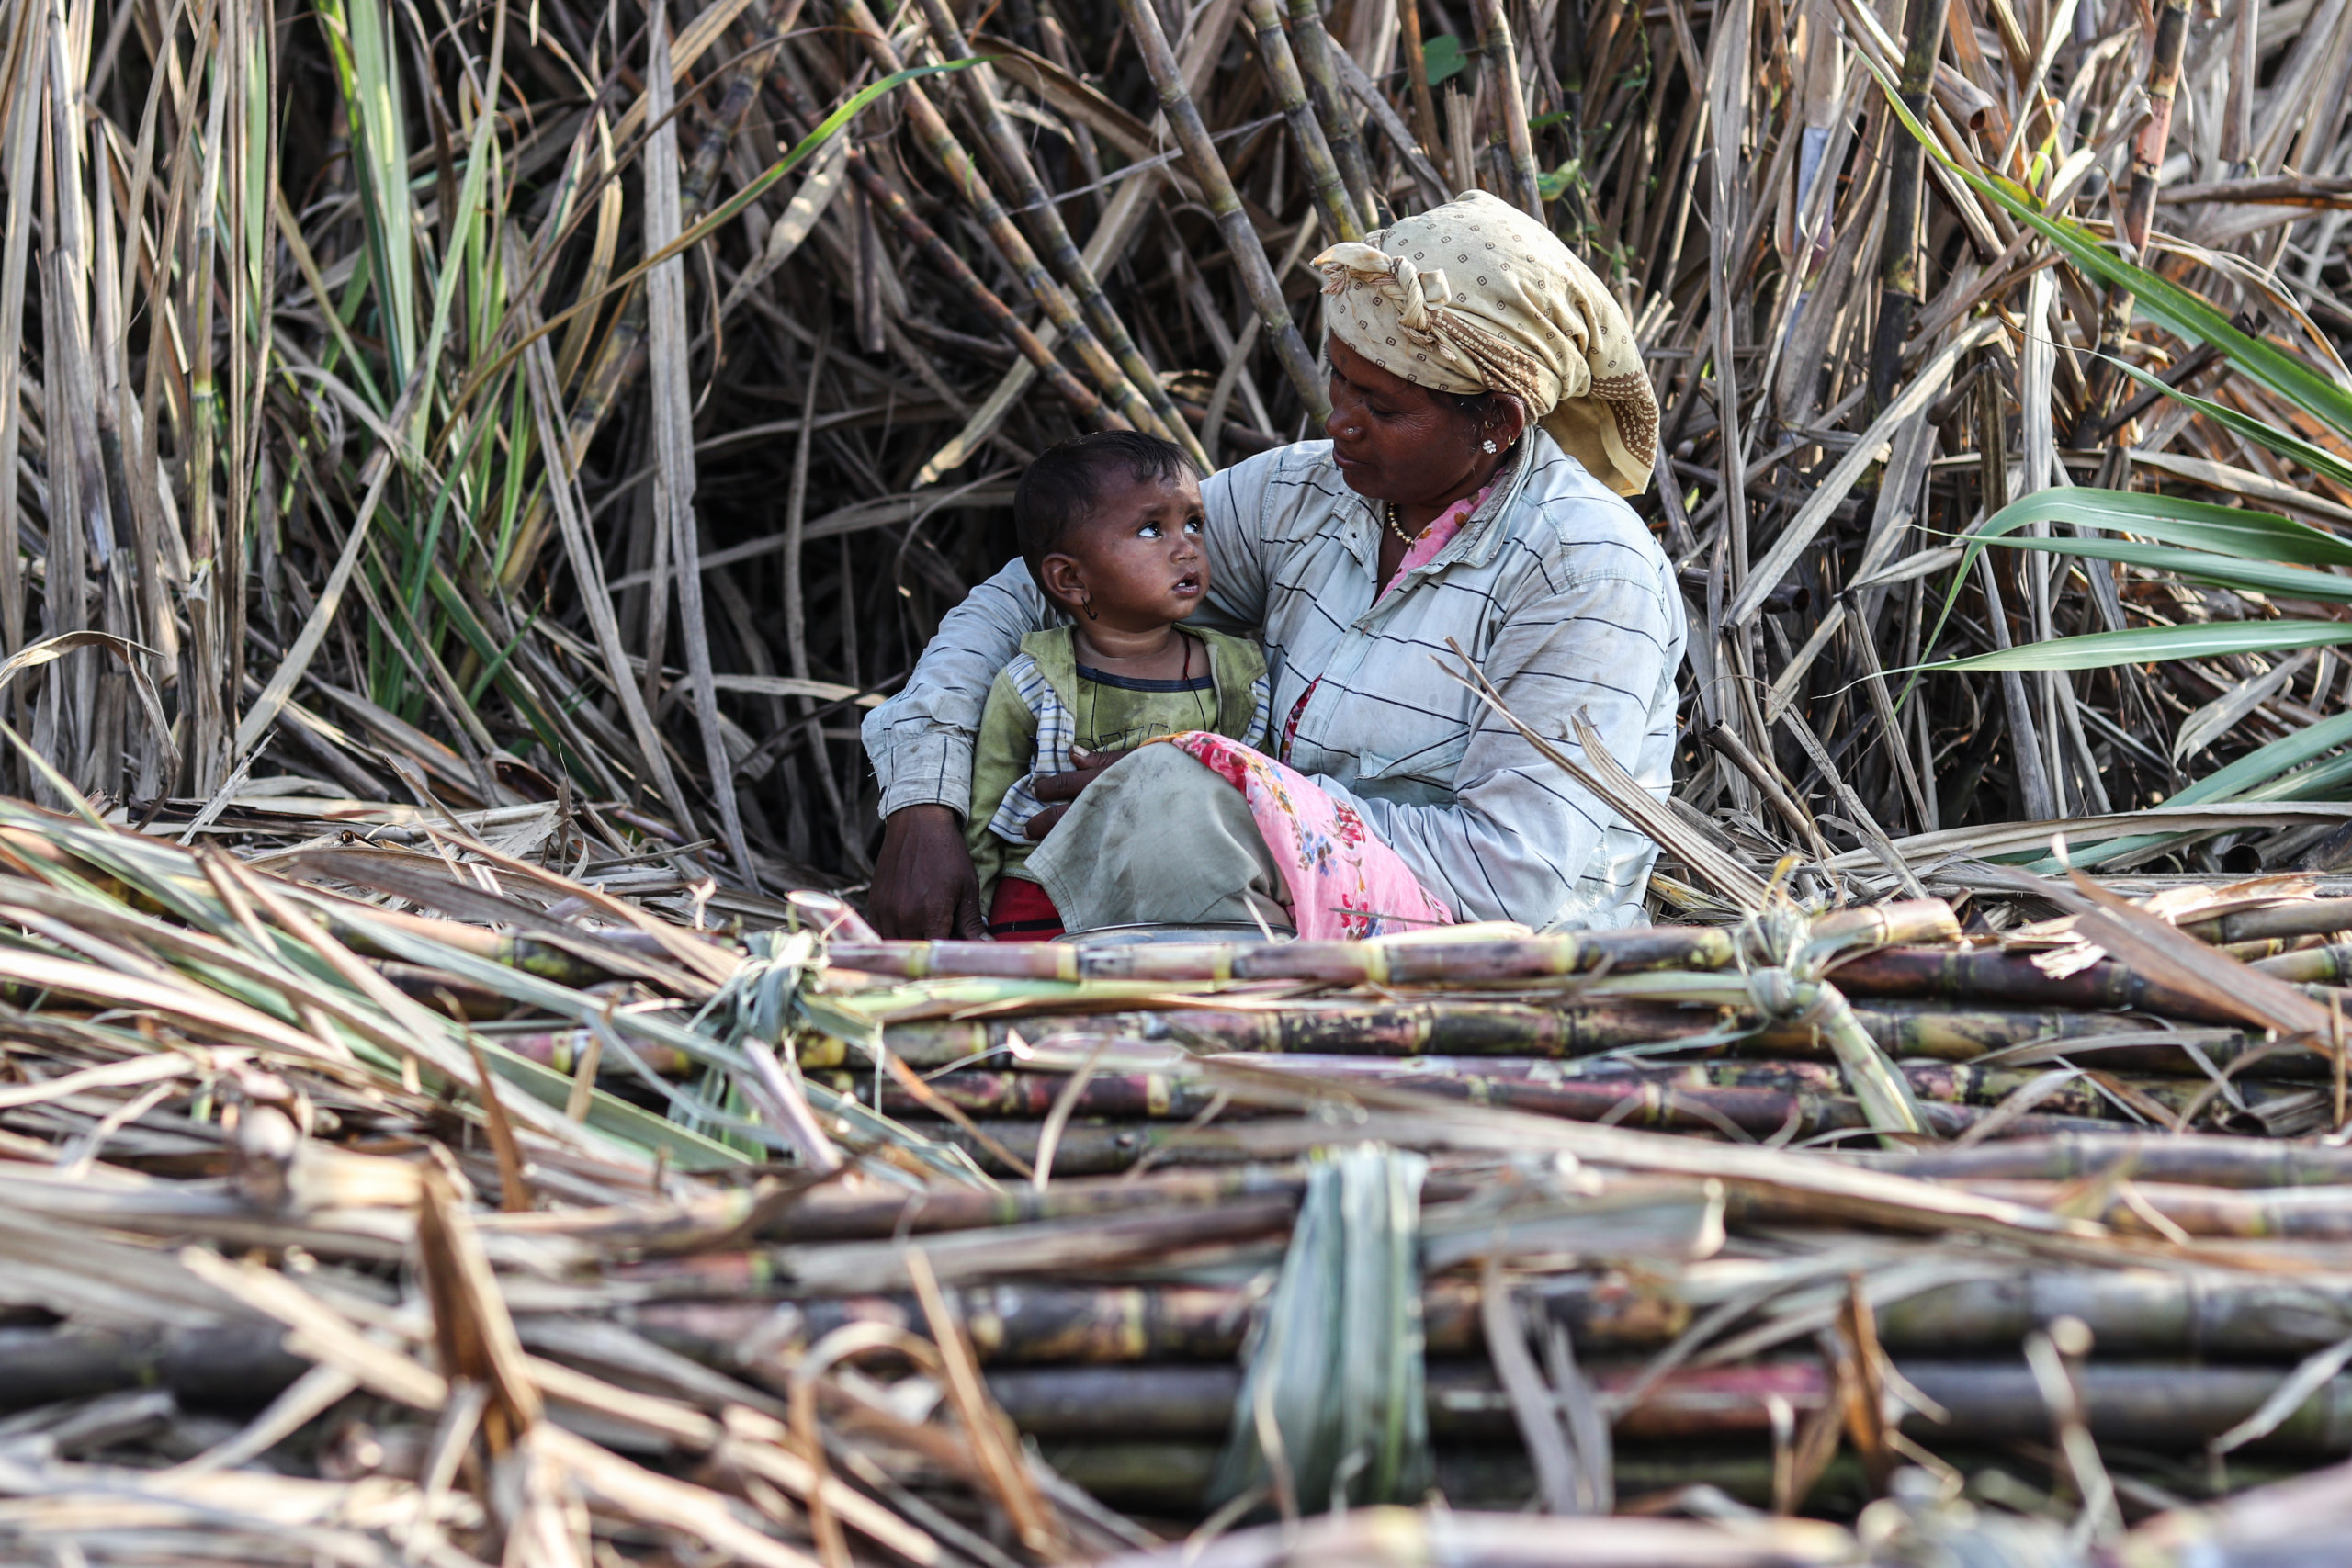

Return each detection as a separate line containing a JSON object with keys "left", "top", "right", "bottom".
{"left": 861, "top": 431, "right": 1687, "bottom": 930}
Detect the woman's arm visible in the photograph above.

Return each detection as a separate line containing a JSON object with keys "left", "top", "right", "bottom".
{"left": 860, "top": 559, "right": 1047, "bottom": 937}
{"left": 861, "top": 558, "right": 1051, "bottom": 818}
{"left": 1313, "top": 563, "right": 1684, "bottom": 928}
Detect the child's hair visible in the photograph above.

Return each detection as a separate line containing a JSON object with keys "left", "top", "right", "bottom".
{"left": 1012, "top": 431, "right": 1199, "bottom": 597}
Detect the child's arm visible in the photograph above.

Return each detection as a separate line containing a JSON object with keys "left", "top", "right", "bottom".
{"left": 965, "top": 670, "right": 1043, "bottom": 895}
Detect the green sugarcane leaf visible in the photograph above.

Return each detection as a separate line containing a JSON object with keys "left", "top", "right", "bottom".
{"left": 2113, "top": 360, "right": 2352, "bottom": 491}
{"left": 1868, "top": 61, "right": 2352, "bottom": 441}
{"left": 1914, "top": 488, "right": 2352, "bottom": 702}
{"left": 1977, "top": 535, "right": 2352, "bottom": 603}
{"left": 1965, "top": 490, "right": 2352, "bottom": 568}
{"left": 409, "top": 103, "right": 499, "bottom": 446}
{"left": 317, "top": 0, "right": 416, "bottom": 389}
{"left": 474, "top": 1039, "right": 747, "bottom": 1169}
{"left": 1423, "top": 34, "right": 1469, "bottom": 85}
{"left": 2168, "top": 712, "right": 2352, "bottom": 807}
{"left": 1930, "top": 619, "right": 2352, "bottom": 672}
{"left": 2023, "top": 712, "right": 2352, "bottom": 870}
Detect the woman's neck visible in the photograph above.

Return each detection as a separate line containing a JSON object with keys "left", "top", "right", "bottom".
{"left": 1395, "top": 444, "right": 1512, "bottom": 535}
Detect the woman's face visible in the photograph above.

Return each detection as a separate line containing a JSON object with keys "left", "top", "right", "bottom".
{"left": 1323, "top": 335, "right": 1503, "bottom": 509}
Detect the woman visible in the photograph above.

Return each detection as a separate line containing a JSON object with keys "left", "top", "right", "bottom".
{"left": 862, "top": 192, "right": 1686, "bottom": 940}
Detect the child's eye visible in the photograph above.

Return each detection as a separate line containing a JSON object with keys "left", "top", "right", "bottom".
{"left": 1184, "top": 517, "right": 1204, "bottom": 534}
{"left": 1137, "top": 522, "right": 1162, "bottom": 538}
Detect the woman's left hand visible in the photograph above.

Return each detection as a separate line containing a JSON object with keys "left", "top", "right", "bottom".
{"left": 1023, "top": 747, "right": 1136, "bottom": 840}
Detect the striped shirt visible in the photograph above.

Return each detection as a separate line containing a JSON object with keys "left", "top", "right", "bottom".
{"left": 862, "top": 431, "right": 1687, "bottom": 930}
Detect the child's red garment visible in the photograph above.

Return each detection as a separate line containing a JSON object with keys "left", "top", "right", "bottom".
{"left": 988, "top": 878, "right": 1066, "bottom": 941}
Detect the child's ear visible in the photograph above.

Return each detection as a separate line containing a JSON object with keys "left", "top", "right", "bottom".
{"left": 1038, "top": 552, "right": 1086, "bottom": 611}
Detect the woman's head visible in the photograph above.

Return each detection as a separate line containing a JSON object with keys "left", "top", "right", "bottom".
{"left": 1325, "top": 334, "right": 1526, "bottom": 510}
{"left": 1313, "top": 190, "right": 1659, "bottom": 498}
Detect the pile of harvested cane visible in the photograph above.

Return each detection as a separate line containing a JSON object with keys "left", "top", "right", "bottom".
{"left": 810, "top": 884, "right": 2352, "bottom": 1165}
{"left": 16, "top": 784, "right": 2352, "bottom": 1562}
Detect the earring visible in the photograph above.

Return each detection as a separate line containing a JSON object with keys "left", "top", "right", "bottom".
{"left": 1482, "top": 438, "right": 1498, "bottom": 453}
{"left": 1081, "top": 601, "right": 1099, "bottom": 622}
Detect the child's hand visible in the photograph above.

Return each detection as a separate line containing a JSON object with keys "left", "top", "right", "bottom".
{"left": 1023, "top": 747, "right": 1136, "bottom": 840}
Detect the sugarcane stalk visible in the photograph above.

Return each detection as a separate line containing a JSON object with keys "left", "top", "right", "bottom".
{"left": 1251, "top": 1055, "right": 2109, "bottom": 1134}
{"left": 761, "top": 65, "right": 1110, "bottom": 428}
{"left": 1771, "top": 1001, "right": 2271, "bottom": 1066}
{"left": 933, "top": 1119, "right": 1265, "bottom": 1178}
{"left": 910, "top": 0, "right": 1205, "bottom": 466}
{"left": 2256, "top": 942, "right": 2352, "bottom": 986}
{"left": 0, "top": 1323, "right": 311, "bottom": 1416}
{"left": 986, "top": 1359, "right": 1832, "bottom": 1442}
{"left": 870, "top": 1055, "right": 2257, "bottom": 1127}
{"left": 880, "top": 995, "right": 2282, "bottom": 1079}
{"left": 757, "top": 1163, "right": 1339, "bottom": 1242}
{"left": 927, "top": 1095, "right": 2097, "bottom": 1177}
{"left": 1957, "top": 1179, "right": 2352, "bottom": 1243}
{"left": 824, "top": 899, "right": 1957, "bottom": 984}
{"left": 1239, "top": 0, "right": 1365, "bottom": 244}
{"left": 1864, "top": 0, "right": 1955, "bottom": 412}
{"left": 1863, "top": 1132, "right": 2352, "bottom": 1189}
{"left": 1396, "top": 0, "right": 1447, "bottom": 183}
{"left": 1281, "top": 0, "right": 1380, "bottom": 229}
{"left": 1043, "top": 1442, "right": 1872, "bottom": 1515}
{"left": 1820, "top": 1008, "right": 2306, "bottom": 1081}
{"left": 986, "top": 1358, "right": 2352, "bottom": 1454}
{"left": 1828, "top": 944, "right": 2235, "bottom": 1022}
{"left": 2079, "top": 0, "right": 2193, "bottom": 431}
{"left": 2188, "top": 898, "right": 2352, "bottom": 946}
{"left": 645, "top": 1281, "right": 1266, "bottom": 1362}
{"left": 878, "top": 1001, "right": 1732, "bottom": 1063}
{"left": 820, "top": 1066, "right": 1256, "bottom": 1121}
{"left": 2216, "top": 934, "right": 2335, "bottom": 962}
{"left": 1112, "top": 0, "right": 1330, "bottom": 421}
{"left": 646, "top": 1264, "right": 2352, "bottom": 1369}
{"left": 1469, "top": 0, "right": 1545, "bottom": 218}
{"left": 830, "top": 0, "right": 1173, "bottom": 442}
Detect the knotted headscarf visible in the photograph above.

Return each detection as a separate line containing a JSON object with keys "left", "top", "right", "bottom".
{"left": 1314, "top": 190, "right": 1658, "bottom": 497}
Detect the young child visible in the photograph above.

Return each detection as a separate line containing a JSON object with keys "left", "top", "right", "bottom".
{"left": 968, "top": 432, "right": 1270, "bottom": 940}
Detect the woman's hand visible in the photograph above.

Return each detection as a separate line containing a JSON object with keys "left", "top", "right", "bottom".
{"left": 867, "top": 805, "right": 987, "bottom": 939}
{"left": 1023, "top": 747, "right": 1136, "bottom": 840}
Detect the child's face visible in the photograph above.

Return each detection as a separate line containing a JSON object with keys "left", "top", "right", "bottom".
{"left": 1040, "top": 469, "right": 1209, "bottom": 630}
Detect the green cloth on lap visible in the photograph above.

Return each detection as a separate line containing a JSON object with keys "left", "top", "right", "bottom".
{"left": 966, "top": 626, "right": 1270, "bottom": 899}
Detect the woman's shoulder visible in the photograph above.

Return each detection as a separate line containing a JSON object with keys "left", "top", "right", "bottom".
{"left": 1500, "top": 434, "right": 1673, "bottom": 589}
{"left": 1203, "top": 441, "right": 1358, "bottom": 536}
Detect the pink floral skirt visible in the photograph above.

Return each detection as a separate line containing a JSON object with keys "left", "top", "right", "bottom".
{"left": 1159, "top": 732, "right": 1453, "bottom": 941}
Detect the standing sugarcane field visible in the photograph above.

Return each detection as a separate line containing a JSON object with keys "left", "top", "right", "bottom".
{"left": 14, "top": 0, "right": 2352, "bottom": 1557}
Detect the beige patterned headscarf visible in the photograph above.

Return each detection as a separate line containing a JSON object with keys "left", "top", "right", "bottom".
{"left": 1314, "top": 190, "right": 1657, "bottom": 497}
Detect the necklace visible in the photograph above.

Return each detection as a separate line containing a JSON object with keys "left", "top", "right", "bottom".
{"left": 1384, "top": 502, "right": 1420, "bottom": 547}
{"left": 1078, "top": 634, "right": 1215, "bottom": 747}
